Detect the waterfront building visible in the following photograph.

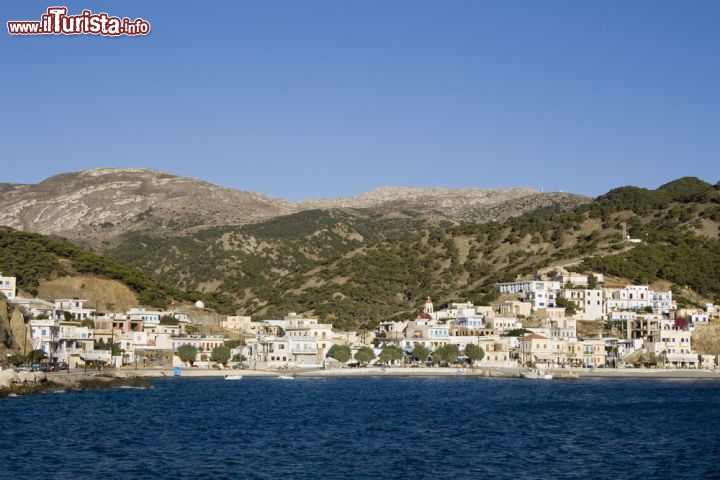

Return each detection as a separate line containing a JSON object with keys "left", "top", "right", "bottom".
{"left": 649, "top": 321, "right": 700, "bottom": 368}
{"left": 518, "top": 333, "right": 563, "bottom": 365}
{"left": 55, "top": 321, "right": 95, "bottom": 367}
{"left": 29, "top": 318, "right": 58, "bottom": 359}
{"left": 565, "top": 339, "right": 606, "bottom": 367}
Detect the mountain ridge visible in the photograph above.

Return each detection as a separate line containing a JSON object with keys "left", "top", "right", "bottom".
{"left": 0, "top": 168, "right": 591, "bottom": 246}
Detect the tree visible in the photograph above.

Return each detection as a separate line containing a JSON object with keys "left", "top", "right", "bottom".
{"left": 464, "top": 344, "right": 485, "bottom": 366}
{"left": 224, "top": 339, "right": 241, "bottom": 349}
{"left": 411, "top": 344, "right": 430, "bottom": 363}
{"left": 210, "top": 346, "right": 231, "bottom": 365}
{"left": 555, "top": 296, "right": 577, "bottom": 316}
{"left": 378, "top": 345, "right": 404, "bottom": 365}
{"left": 81, "top": 318, "right": 95, "bottom": 329}
{"left": 587, "top": 274, "right": 598, "bottom": 289}
{"left": 27, "top": 349, "right": 46, "bottom": 362}
{"left": 8, "top": 354, "right": 25, "bottom": 366}
{"left": 232, "top": 353, "right": 246, "bottom": 363}
{"left": 433, "top": 344, "right": 459, "bottom": 366}
{"left": 354, "top": 346, "right": 375, "bottom": 365}
{"left": 327, "top": 344, "right": 352, "bottom": 363}
{"left": 160, "top": 314, "right": 179, "bottom": 326}
{"left": 185, "top": 324, "right": 200, "bottom": 335}
{"left": 177, "top": 344, "right": 198, "bottom": 366}
{"left": 503, "top": 328, "right": 532, "bottom": 337}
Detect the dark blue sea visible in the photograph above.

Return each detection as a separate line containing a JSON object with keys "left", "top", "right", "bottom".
{"left": 1, "top": 376, "right": 719, "bottom": 479}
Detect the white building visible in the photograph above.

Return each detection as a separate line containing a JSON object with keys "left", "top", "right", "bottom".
{"left": 561, "top": 289, "right": 604, "bottom": 320}
{"left": 251, "top": 313, "right": 334, "bottom": 367}
{"left": 54, "top": 299, "right": 95, "bottom": 320}
{"left": 605, "top": 286, "right": 674, "bottom": 314}
{"left": 284, "top": 315, "right": 333, "bottom": 366}
{"left": 405, "top": 319, "right": 450, "bottom": 349}
{"left": 546, "top": 317, "right": 577, "bottom": 341}
{"left": 29, "top": 318, "right": 58, "bottom": 359}
{"left": 498, "top": 279, "right": 561, "bottom": 295}
{"left": 432, "top": 300, "right": 477, "bottom": 321}
{"left": 605, "top": 285, "right": 651, "bottom": 312}
{"left": 486, "top": 316, "right": 522, "bottom": 334}
{"left": 55, "top": 321, "right": 94, "bottom": 366}
{"left": 0, "top": 274, "right": 16, "bottom": 300}
{"left": 650, "top": 322, "right": 699, "bottom": 368}
{"left": 650, "top": 290, "right": 675, "bottom": 313}
{"left": 126, "top": 308, "right": 163, "bottom": 325}
{"left": 247, "top": 334, "right": 290, "bottom": 368}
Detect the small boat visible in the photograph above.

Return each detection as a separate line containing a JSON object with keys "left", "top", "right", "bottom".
{"left": 224, "top": 374, "right": 243, "bottom": 380}
{"left": 520, "top": 369, "right": 553, "bottom": 380}
{"left": 277, "top": 374, "right": 295, "bottom": 380}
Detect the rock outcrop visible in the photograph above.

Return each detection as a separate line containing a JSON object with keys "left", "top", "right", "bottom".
{"left": 0, "top": 370, "right": 151, "bottom": 397}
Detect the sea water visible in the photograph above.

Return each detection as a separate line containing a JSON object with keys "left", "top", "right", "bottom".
{"left": 1, "top": 376, "right": 719, "bottom": 479}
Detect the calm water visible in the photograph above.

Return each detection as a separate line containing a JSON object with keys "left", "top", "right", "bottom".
{"left": 1, "top": 376, "right": 719, "bottom": 479}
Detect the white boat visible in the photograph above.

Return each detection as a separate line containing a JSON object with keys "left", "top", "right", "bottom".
{"left": 520, "top": 369, "right": 553, "bottom": 380}
{"left": 224, "top": 374, "right": 243, "bottom": 380}
{"left": 278, "top": 374, "right": 295, "bottom": 380}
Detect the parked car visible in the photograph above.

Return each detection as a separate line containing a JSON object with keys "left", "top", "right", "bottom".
{"left": 42, "top": 363, "right": 58, "bottom": 372}
{"left": 16, "top": 364, "right": 32, "bottom": 372}
{"left": 57, "top": 361, "right": 69, "bottom": 371}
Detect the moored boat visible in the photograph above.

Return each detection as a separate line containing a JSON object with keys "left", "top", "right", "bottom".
{"left": 520, "top": 369, "right": 553, "bottom": 380}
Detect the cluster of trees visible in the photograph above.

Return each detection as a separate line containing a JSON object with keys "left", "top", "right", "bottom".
{"left": 327, "top": 343, "right": 485, "bottom": 367}
{"left": 5, "top": 349, "right": 47, "bottom": 366}
{"left": 176, "top": 340, "right": 246, "bottom": 367}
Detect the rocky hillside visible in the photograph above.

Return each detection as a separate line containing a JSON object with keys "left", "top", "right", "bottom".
{"left": 103, "top": 177, "right": 720, "bottom": 329}
{"left": 298, "top": 186, "right": 588, "bottom": 221}
{"left": 0, "top": 168, "right": 590, "bottom": 248}
{"left": 0, "top": 168, "right": 296, "bottom": 247}
{"left": 1, "top": 170, "right": 718, "bottom": 332}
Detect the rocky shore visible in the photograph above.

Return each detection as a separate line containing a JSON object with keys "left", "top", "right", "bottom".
{"left": 0, "top": 369, "right": 151, "bottom": 397}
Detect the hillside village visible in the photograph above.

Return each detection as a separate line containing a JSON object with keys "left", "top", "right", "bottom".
{"left": 2, "top": 266, "right": 718, "bottom": 372}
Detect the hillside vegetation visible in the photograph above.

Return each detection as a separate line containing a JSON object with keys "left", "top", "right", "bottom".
{"left": 101, "top": 177, "right": 720, "bottom": 329}
{"left": 0, "top": 228, "right": 235, "bottom": 313}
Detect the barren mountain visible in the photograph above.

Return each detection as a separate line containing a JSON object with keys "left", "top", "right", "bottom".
{"left": 299, "top": 186, "right": 589, "bottom": 219}
{"left": 0, "top": 168, "right": 591, "bottom": 248}
{"left": 0, "top": 168, "right": 296, "bottom": 246}
{"left": 299, "top": 186, "right": 539, "bottom": 214}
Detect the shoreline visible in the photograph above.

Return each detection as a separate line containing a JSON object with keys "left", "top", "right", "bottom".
{"left": 132, "top": 365, "right": 720, "bottom": 380}
{"left": 4, "top": 365, "right": 719, "bottom": 397}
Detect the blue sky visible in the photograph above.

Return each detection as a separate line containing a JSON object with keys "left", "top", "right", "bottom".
{"left": 2, "top": 1, "right": 718, "bottom": 201}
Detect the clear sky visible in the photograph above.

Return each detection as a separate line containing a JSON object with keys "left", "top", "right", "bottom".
{"left": 2, "top": 1, "right": 718, "bottom": 201}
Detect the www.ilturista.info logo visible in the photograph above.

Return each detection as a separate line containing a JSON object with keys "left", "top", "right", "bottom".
{"left": 7, "top": 7, "right": 150, "bottom": 36}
